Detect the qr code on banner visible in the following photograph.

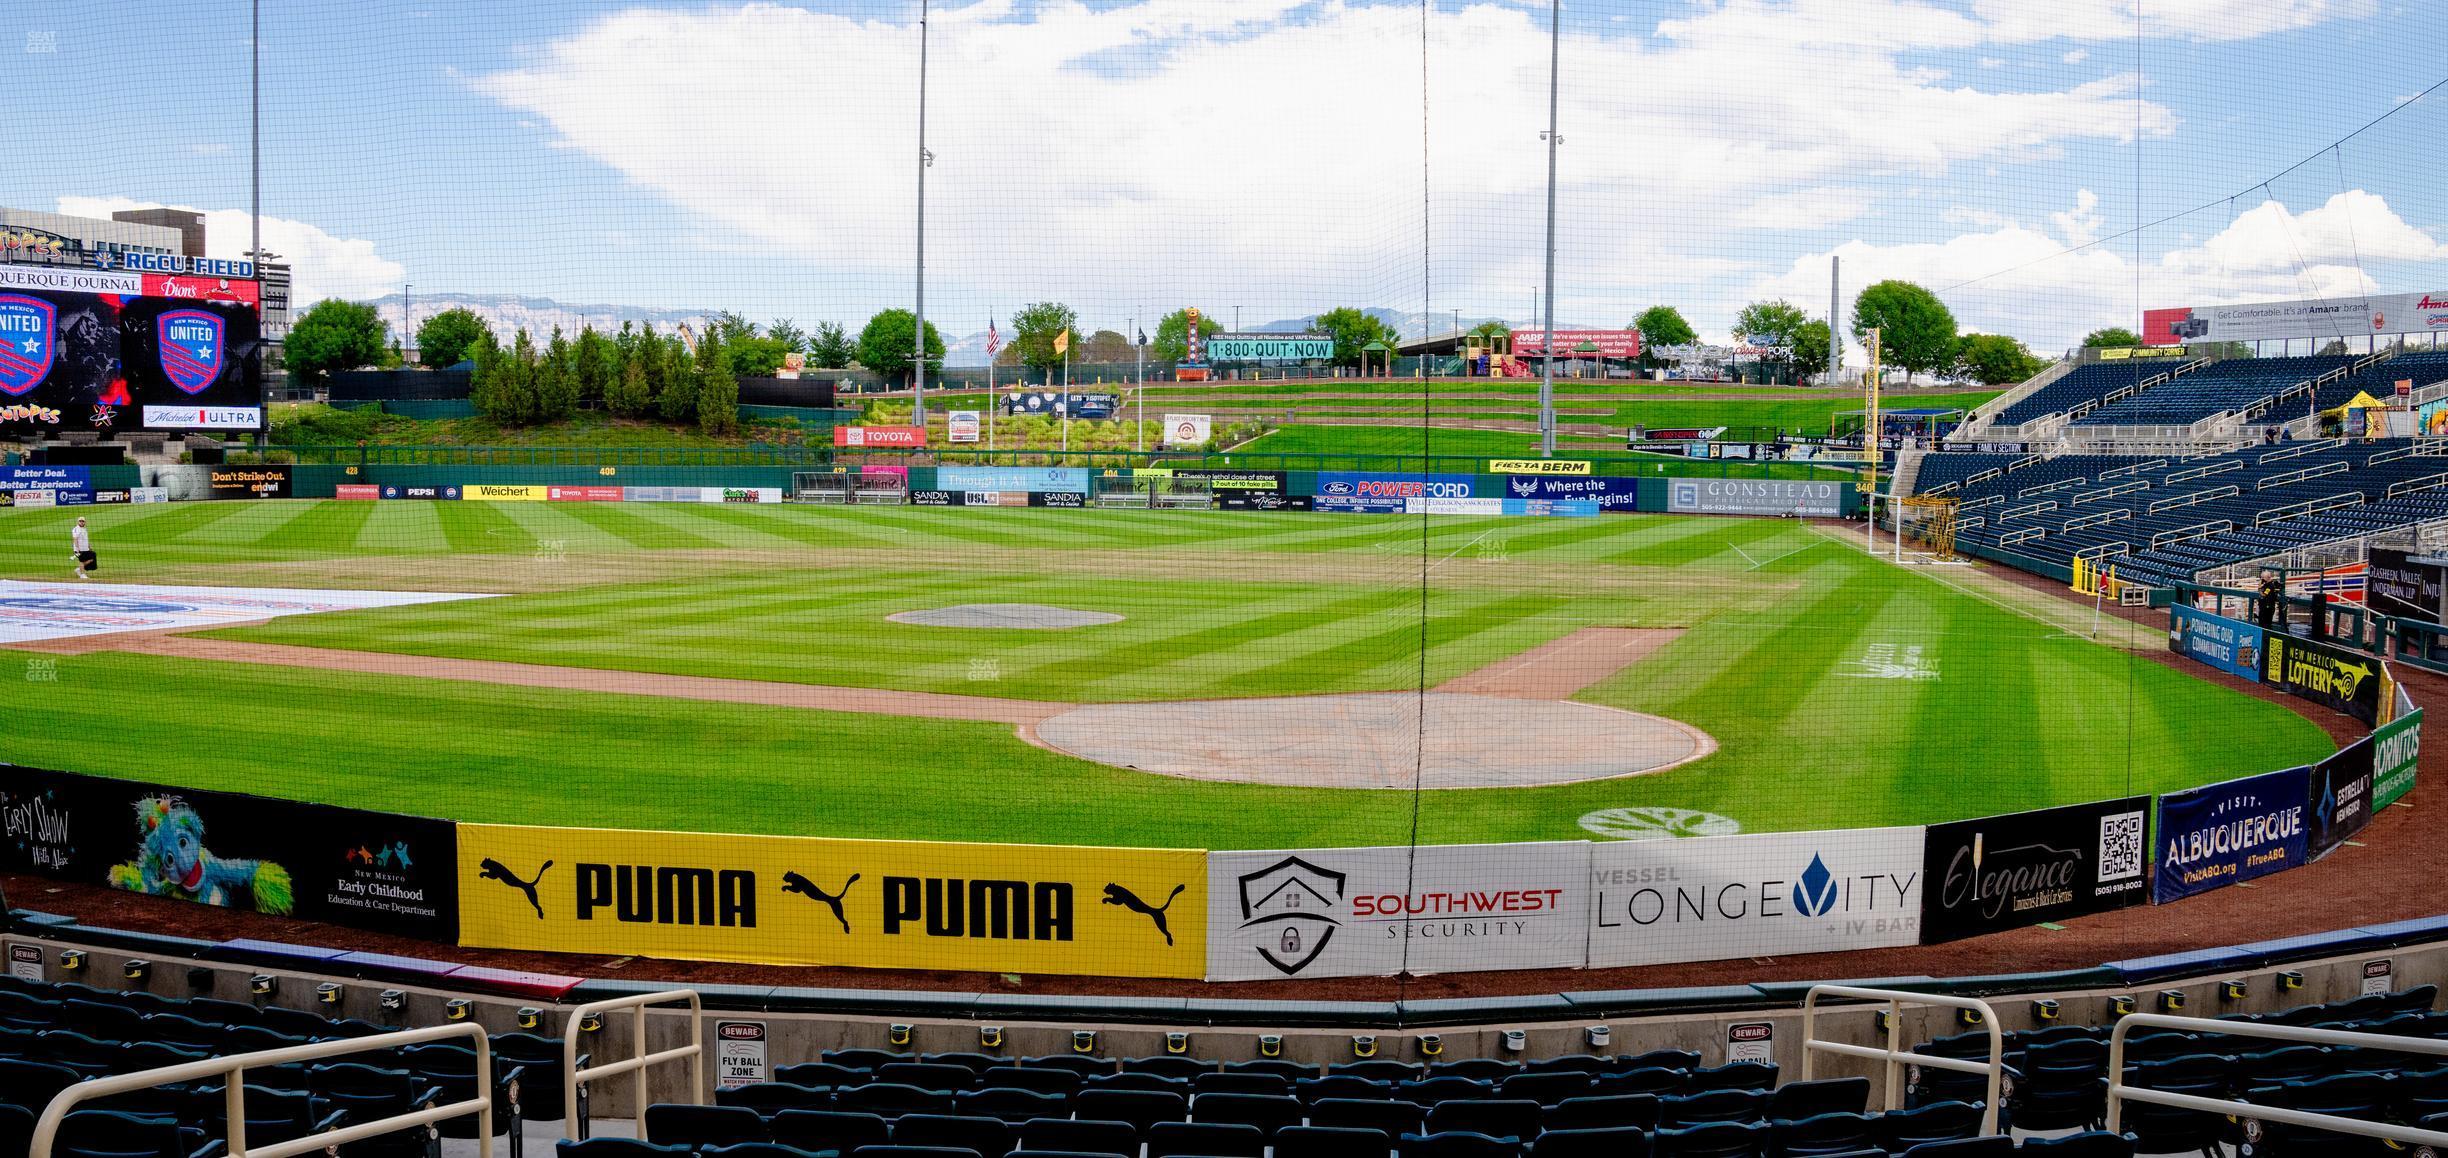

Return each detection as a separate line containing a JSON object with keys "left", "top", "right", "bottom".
{"left": 2099, "top": 811, "right": 2145, "bottom": 882}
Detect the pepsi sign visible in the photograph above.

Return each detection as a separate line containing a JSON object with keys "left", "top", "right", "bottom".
{"left": 0, "top": 294, "right": 57, "bottom": 397}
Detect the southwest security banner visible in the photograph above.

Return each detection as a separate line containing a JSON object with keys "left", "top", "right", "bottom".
{"left": 1919, "top": 796, "right": 2150, "bottom": 942}
{"left": 2152, "top": 766, "right": 2309, "bottom": 903}
{"left": 455, "top": 824, "right": 1206, "bottom": 978}
{"left": 1202, "top": 843, "right": 1588, "bottom": 980}
{"left": 2168, "top": 604, "right": 2265, "bottom": 681}
{"left": 1586, "top": 828, "right": 1924, "bottom": 967}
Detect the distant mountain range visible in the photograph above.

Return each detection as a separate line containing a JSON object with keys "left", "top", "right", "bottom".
{"left": 368, "top": 294, "right": 1560, "bottom": 367}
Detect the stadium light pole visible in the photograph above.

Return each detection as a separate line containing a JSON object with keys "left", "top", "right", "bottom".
{"left": 1537, "top": 0, "right": 1561, "bottom": 457}
{"left": 402, "top": 282, "right": 411, "bottom": 363}
{"left": 911, "top": 0, "right": 932, "bottom": 425}
{"left": 250, "top": 0, "right": 259, "bottom": 285}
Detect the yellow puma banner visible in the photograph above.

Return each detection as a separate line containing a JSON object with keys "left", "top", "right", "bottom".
{"left": 457, "top": 824, "right": 1206, "bottom": 977}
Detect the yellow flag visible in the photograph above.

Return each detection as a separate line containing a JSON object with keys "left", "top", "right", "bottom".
{"left": 1054, "top": 328, "right": 1070, "bottom": 355}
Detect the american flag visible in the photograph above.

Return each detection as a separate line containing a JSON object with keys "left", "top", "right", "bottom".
{"left": 985, "top": 319, "right": 1001, "bottom": 356}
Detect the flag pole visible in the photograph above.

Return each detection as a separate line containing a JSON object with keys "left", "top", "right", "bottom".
{"left": 1062, "top": 339, "right": 1072, "bottom": 456}
{"left": 987, "top": 339, "right": 996, "bottom": 452}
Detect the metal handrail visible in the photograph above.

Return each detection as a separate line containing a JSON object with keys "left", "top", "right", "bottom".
{"left": 2106, "top": 1014, "right": 2448, "bottom": 1147}
{"left": 33, "top": 1023, "right": 493, "bottom": 1158}
{"left": 1801, "top": 985, "right": 2004, "bottom": 1133}
{"left": 565, "top": 989, "right": 705, "bottom": 1140}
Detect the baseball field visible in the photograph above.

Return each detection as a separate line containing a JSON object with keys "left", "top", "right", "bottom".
{"left": 0, "top": 498, "right": 2332, "bottom": 849}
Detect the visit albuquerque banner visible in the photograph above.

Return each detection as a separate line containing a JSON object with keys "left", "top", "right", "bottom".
{"left": 2152, "top": 766, "right": 2309, "bottom": 904}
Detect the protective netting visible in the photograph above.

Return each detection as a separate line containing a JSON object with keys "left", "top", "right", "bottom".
{"left": 2, "top": 0, "right": 2440, "bottom": 986}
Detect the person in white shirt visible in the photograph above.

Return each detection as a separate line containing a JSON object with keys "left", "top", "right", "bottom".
{"left": 70, "top": 516, "right": 95, "bottom": 580}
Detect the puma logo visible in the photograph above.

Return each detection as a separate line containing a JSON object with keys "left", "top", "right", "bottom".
{"left": 1102, "top": 882, "right": 1186, "bottom": 946}
{"left": 479, "top": 858, "right": 552, "bottom": 919}
{"left": 782, "top": 871, "right": 860, "bottom": 933}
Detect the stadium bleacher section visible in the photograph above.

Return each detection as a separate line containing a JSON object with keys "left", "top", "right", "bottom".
{"left": 1930, "top": 440, "right": 2448, "bottom": 586}
{"left": 2313, "top": 349, "right": 2448, "bottom": 412}
{"left": 1992, "top": 362, "right": 2173, "bottom": 428}
{"left": 2072, "top": 356, "right": 2357, "bottom": 429}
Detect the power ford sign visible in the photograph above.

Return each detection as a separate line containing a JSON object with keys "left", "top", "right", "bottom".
{"left": 1667, "top": 478, "right": 1845, "bottom": 517}
{"left": 1314, "top": 472, "right": 1478, "bottom": 513}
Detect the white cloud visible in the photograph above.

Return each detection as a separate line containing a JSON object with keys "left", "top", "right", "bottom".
{"left": 55, "top": 196, "right": 405, "bottom": 306}
{"left": 1755, "top": 189, "right": 2444, "bottom": 355}
{"left": 2061, "top": 48, "right": 2088, "bottom": 64}
{"left": 468, "top": 0, "right": 2176, "bottom": 330}
{"left": 1974, "top": 0, "right": 2378, "bottom": 44}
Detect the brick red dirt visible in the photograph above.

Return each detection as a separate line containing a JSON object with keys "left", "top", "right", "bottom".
{"left": 4, "top": 552, "right": 2440, "bottom": 1002}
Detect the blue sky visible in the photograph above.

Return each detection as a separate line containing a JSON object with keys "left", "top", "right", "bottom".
{"left": 6, "top": 0, "right": 2445, "bottom": 349}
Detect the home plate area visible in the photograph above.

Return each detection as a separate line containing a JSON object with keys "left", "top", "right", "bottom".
{"left": 0, "top": 581, "right": 496, "bottom": 645}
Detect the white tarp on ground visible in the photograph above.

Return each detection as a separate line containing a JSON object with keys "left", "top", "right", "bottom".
{"left": 0, "top": 582, "right": 497, "bottom": 643}
{"left": 1585, "top": 826, "right": 1925, "bottom": 967}
{"left": 1204, "top": 842, "right": 1589, "bottom": 980}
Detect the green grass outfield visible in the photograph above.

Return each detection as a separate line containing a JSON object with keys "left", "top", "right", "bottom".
{"left": 0, "top": 499, "right": 2330, "bottom": 848}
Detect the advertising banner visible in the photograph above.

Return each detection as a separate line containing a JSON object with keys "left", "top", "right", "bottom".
{"left": 938, "top": 466, "right": 1091, "bottom": 494}
{"left": 2368, "top": 548, "right": 2447, "bottom": 624}
{"left": 1586, "top": 828, "right": 1924, "bottom": 968}
{"left": 834, "top": 425, "right": 928, "bottom": 449}
{"left": 1175, "top": 470, "right": 1285, "bottom": 492}
{"left": 1401, "top": 497, "right": 1602, "bottom": 517}
{"left": 0, "top": 264, "right": 141, "bottom": 295}
{"left": 1314, "top": 472, "right": 1478, "bottom": 513}
{"left": 1491, "top": 459, "right": 1592, "bottom": 476}
{"left": 1205, "top": 334, "right": 1335, "bottom": 362}
{"left": 705, "top": 487, "right": 783, "bottom": 504}
{"left": 335, "top": 484, "right": 380, "bottom": 500}
{"left": 465, "top": 484, "right": 546, "bottom": 502}
{"left": 2145, "top": 291, "right": 2448, "bottom": 345}
{"left": 1919, "top": 796, "right": 2150, "bottom": 942}
{"left": 379, "top": 484, "right": 462, "bottom": 500}
{"left": 1498, "top": 475, "right": 1643, "bottom": 511}
{"left": 142, "top": 405, "right": 263, "bottom": 431}
{"left": 2262, "top": 633, "right": 2386, "bottom": 725}
{"left": 1511, "top": 329, "right": 1642, "bottom": 358}
{"left": 208, "top": 466, "right": 291, "bottom": 500}
{"left": 0, "top": 764, "right": 459, "bottom": 942}
{"left": 2373, "top": 707, "right": 2422, "bottom": 810}
{"left": 0, "top": 580, "right": 495, "bottom": 645}
{"left": 1029, "top": 491, "right": 1087, "bottom": 508}
{"left": 947, "top": 411, "right": 981, "bottom": 444}
{"left": 2152, "top": 767, "right": 2310, "bottom": 904}
{"left": 0, "top": 465, "right": 91, "bottom": 496}
{"left": 2307, "top": 734, "right": 2377, "bottom": 861}
{"left": 456, "top": 824, "right": 1207, "bottom": 978}
{"left": 548, "top": 486, "right": 624, "bottom": 502}
{"left": 2168, "top": 604, "right": 2265, "bottom": 681}
{"left": 1203, "top": 843, "right": 1588, "bottom": 981}
{"left": 1218, "top": 493, "right": 1312, "bottom": 511}
{"left": 140, "top": 274, "right": 261, "bottom": 307}
{"left": 1666, "top": 478, "right": 1845, "bottom": 517}
{"left": 908, "top": 490, "right": 967, "bottom": 506}
{"left": 8, "top": 490, "right": 54, "bottom": 508}
{"left": 1162, "top": 414, "right": 1213, "bottom": 447}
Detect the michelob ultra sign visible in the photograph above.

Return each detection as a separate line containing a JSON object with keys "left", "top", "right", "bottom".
{"left": 456, "top": 824, "right": 1206, "bottom": 977}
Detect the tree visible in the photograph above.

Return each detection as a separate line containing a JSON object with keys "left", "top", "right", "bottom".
{"left": 1851, "top": 280, "right": 1958, "bottom": 382}
{"left": 767, "top": 318, "right": 809, "bottom": 352}
{"left": 697, "top": 329, "right": 739, "bottom": 436}
{"left": 658, "top": 332, "right": 699, "bottom": 422}
{"left": 1312, "top": 306, "right": 1398, "bottom": 368}
{"left": 726, "top": 334, "right": 793, "bottom": 378}
{"left": 1151, "top": 307, "right": 1213, "bottom": 364}
{"left": 807, "top": 321, "right": 855, "bottom": 368}
{"left": 1468, "top": 320, "right": 1512, "bottom": 344}
{"left": 1954, "top": 332, "right": 2047, "bottom": 386}
{"left": 1631, "top": 305, "right": 1697, "bottom": 348}
{"left": 855, "top": 308, "right": 945, "bottom": 386}
{"left": 573, "top": 326, "right": 612, "bottom": 404}
{"left": 637, "top": 323, "right": 669, "bottom": 404}
{"left": 2319, "top": 338, "right": 2352, "bottom": 357}
{"left": 709, "top": 310, "right": 758, "bottom": 346}
{"left": 1009, "top": 301, "right": 1081, "bottom": 374}
{"left": 1790, "top": 319, "right": 1834, "bottom": 382}
{"left": 282, "top": 299, "right": 390, "bottom": 383}
{"left": 605, "top": 345, "right": 653, "bottom": 417}
{"left": 473, "top": 328, "right": 540, "bottom": 425}
{"left": 2083, "top": 326, "right": 2142, "bottom": 349}
{"left": 1080, "top": 329, "right": 1133, "bottom": 364}
{"left": 1732, "top": 300, "right": 1810, "bottom": 345}
{"left": 416, "top": 307, "right": 492, "bottom": 369}
{"left": 535, "top": 327, "right": 580, "bottom": 421}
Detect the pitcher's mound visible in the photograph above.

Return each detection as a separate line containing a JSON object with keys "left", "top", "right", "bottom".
{"left": 1032, "top": 692, "right": 1713, "bottom": 788}
{"left": 888, "top": 604, "right": 1123, "bottom": 629}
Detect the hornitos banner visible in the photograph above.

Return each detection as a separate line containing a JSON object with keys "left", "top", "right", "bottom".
{"left": 1666, "top": 478, "right": 1845, "bottom": 517}
{"left": 1203, "top": 843, "right": 1588, "bottom": 980}
{"left": 2263, "top": 633, "right": 2386, "bottom": 725}
{"left": 457, "top": 824, "right": 1206, "bottom": 978}
{"left": 2374, "top": 707, "right": 2422, "bottom": 810}
{"left": 2168, "top": 604, "right": 2266, "bottom": 681}
{"left": 1586, "top": 828, "right": 1923, "bottom": 968}
{"left": 1491, "top": 459, "right": 1592, "bottom": 476}
{"left": 2152, "top": 766, "right": 2310, "bottom": 904}
{"left": 2145, "top": 291, "right": 2448, "bottom": 345}
{"left": 1919, "top": 796, "right": 2150, "bottom": 942}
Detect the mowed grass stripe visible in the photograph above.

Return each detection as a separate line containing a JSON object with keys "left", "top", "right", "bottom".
{"left": 432, "top": 501, "right": 528, "bottom": 555}
{"left": 1038, "top": 589, "right": 1418, "bottom": 698}
{"left": 250, "top": 496, "right": 379, "bottom": 553}
{"left": 540, "top": 501, "right": 729, "bottom": 551}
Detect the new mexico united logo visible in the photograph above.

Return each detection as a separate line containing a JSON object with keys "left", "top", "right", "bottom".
{"left": 0, "top": 294, "right": 58, "bottom": 397}
{"left": 158, "top": 309, "right": 227, "bottom": 395}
